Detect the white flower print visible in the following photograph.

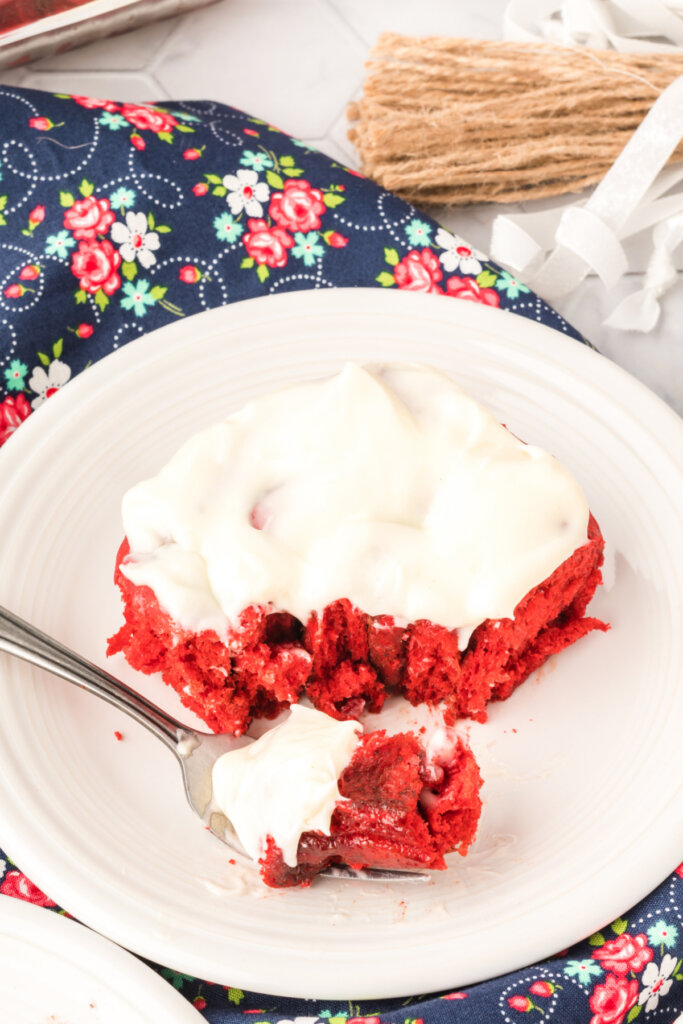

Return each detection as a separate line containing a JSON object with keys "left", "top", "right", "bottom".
{"left": 28, "top": 359, "right": 71, "bottom": 409}
{"left": 222, "top": 168, "right": 270, "bottom": 217}
{"left": 435, "top": 227, "right": 485, "bottom": 275}
{"left": 110, "top": 211, "right": 160, "bottom": 268}
{"left": 275, "top": 1018, "right": 321, "bottom": 1024}
{"left": 638, "top": 954, "right": 676, "bottom": 1013}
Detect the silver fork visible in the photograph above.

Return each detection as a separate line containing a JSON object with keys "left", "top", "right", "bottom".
{"left": 0, "top": 605, "right": 429, "bottom": 883}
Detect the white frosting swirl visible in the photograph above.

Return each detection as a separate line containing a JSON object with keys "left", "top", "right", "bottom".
{"left": 211, "top": 705, "right": 361, "bottom": 866}
{"left": 120, "top": 363, "right": 589, "bottom": 638}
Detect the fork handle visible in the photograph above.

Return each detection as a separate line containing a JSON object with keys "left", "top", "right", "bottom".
{"left": 0, "top": 605, "right": 186, "bottom": 750}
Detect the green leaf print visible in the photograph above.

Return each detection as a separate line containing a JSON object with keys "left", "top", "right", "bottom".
{"left": 476, "top": 270, "right": 497, "bottom": 288}
{"left": 122, "top": 261, "right": 137, "bottom": 282}
{"left": 266, "top": 170, "right": 284, "bottom": 190}
{"left": 376, "top": 271, "right": 395, "bottom": 287}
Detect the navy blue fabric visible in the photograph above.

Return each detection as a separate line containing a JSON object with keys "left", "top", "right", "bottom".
{"left": 0, "top": 86, "right": 681, "bottom": 1023}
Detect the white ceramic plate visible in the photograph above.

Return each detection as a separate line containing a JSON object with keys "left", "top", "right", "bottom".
{"left": 0, "top": 894, "right": 202, "bottom": 1022}
{"left": 0, "top": 289, "right": 681, "bottom": 1000}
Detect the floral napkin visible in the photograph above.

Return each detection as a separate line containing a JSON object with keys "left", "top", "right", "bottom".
{"left": 0, "top": 86, "right": 681, "bottom": 1024}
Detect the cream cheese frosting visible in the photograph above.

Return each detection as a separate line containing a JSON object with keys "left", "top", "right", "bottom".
{"left": 120, "top": 362, "right": 589, "bottom": 638}
{"left": 211, "top": 705, "right": 362, "bottom": 866}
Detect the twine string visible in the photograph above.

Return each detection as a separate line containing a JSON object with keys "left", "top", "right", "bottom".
{"left": 348, "top": 34, "right": 683, "bottom": 205}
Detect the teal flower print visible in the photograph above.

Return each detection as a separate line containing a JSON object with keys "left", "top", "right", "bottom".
{"left": 564, "top": 959, "right": 603, "bottom": 985}
{"left": 99, "top": 111, "right": 129, "bottom": 131}
{"left": 292, "top": 231, "right": 324, "bottom": 266}
{"left": 292, "top": 138, "right": 317, "bottom": 151}
{"left": 120, "top": 279, "right": 156, "bottom": 317}
{"left": 44, "top": 230, "right": 75, "bottom": 258}
{"left": 405, "top": 218, "right": 433, "bottom": 247}
{"left": 495, "top": 270, "right": 531, "bottom": 299}
{"left": 110, "top": 186, "right": 137, "bottom": 210}
{"left": 4, "top": 360, "right": 28, "bottom": 391}
{"left": 214, "top": 212, "right": 243, "bottom": 243}
{"left": 647, "top": 920, "right": 678, "bottom": 950}
{"left": 240, "top": 149, "right": 274, "bottom": 172}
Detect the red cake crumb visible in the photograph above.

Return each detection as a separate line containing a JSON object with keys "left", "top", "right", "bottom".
{"left": 108, "top": 540, "right": 312, "bottom": 736}
{"left": 257, "top": 731, "right": 482, "bottom": 887}
{"left": 108, "top": 516, "right": 607, "bottom": 736}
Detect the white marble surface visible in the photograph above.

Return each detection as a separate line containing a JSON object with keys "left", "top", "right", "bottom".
{"left": 1, "top": 0, "right": 681, "bottom": 415}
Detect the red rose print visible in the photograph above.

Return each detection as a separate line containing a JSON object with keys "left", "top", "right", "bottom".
{"left": 183, "top": 148, "right": 202, "bottom": 160}
{"left": 71, "top": 239, "right": 121, "bottom": 295}
{"left": 530, "top": 981, "right": 554, "bottom": 997}
{"left": 192, "top": 182, "right": 208, "bottom": 196}
{"left": 0, "top": 869, "right": 56, "bottom": 906}
{"left": 244, "top": 128, "right": 259, "bottom": 137}
{"left": 120, "top": 104, "right": 178, "bottom": 134}
{"left": 588, "top": 973, "right": 638, "bottom": 1024}
{"left": 130, "top": 134, "right": 146, "bottom": 151}
{"left": 28, "top": 205, "right": 45, "bottom": 226}
{"left": 0, "top": 394, "right": 31, "bottom": 446}
{"left": 327, "top": 231, "right": 349, "bottom": 248}
{"left": 29, "top": 117, "right": 52, "bottom": 131}
{"left": 675, "top": 862, "right": 683, "bottom": 878}
{"left": 19, "top": 264, "right": 40, "bottom": 280}
{"left": 269, "top": 179, "right": 326, "bottom": 232}
{"left": 507, "top": 995, "right": 532, "bottom": 1012}
{"left": 63, "top": 195, "right": 115, "bottom": 241}
{"left": 243, "top": 218, "right": 294, "bottom": 269}
{"left": 593, "top": 933, "right": 653, "bottom": 975}
{"left": 347, "top": 1018, "right": 381, "bottom": 1024}
{"left": 4, "top": 284, "right": 24, "bottom": 299}
{"left": 179, "top": 264, "right": 201, "bottom": 284}
{"left": 394, "top": 249, "right": 443, "bottom": 293}
{"left": 76, "top": 323, "right": 94, "bottom": 338}
{"left": 442, "top": 993, "right": 468, "bottom": 1000}
{"left": 72, "top": 95, "right": 119, "bottom": 112}
{"left": 446, "top": 276, "right": 500, "bottom": 306}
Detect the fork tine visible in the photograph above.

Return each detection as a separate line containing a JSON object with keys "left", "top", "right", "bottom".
{"left": 319, "top": 863, "right": 431, "bottom": 882}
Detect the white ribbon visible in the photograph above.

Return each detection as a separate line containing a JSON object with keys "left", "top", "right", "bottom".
{"left": 504, "top": 0, "right": 683, "bottom": 52}
{"left": 604, "top": 212, "right": 683, "bottom": 329}
{"left": 490, "top": 76, "right": 683, "bottom": 330}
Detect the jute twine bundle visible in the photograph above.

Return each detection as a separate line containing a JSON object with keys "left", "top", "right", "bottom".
{"left": 347, "top": 34, "right": 683, "bottom": 205}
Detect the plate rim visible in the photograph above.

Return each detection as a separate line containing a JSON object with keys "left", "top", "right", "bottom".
{"left": 0, "top": 893, "right": 202, "bottom": 1021}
